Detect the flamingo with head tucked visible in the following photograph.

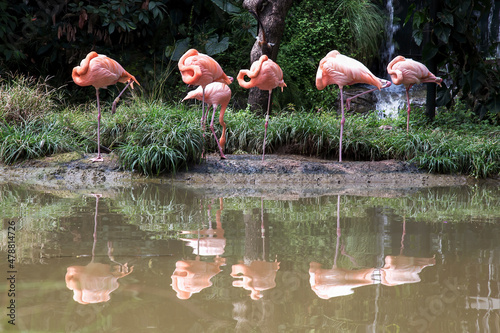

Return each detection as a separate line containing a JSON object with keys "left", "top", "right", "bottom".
{"left": 237, "top": 55, "right": 286, "bottom": 161}
{"left": 316, "top": 50, "right": 391, "bottom": 162}
{"left": 72, "top": 51, "right": 139, "bottom": 162}
{"left": 178, "top": 49, "right": 232, "bottom": 157}
{"left": 183, "top": 82, "right": 231, "bottom": 159}
{"left": 387, "top": 55, "right": 443, "bottom": 132}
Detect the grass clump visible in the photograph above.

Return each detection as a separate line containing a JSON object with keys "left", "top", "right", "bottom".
{"left": 1, "top": 75, "right": 498, "bottom": 178}
{"left": 0, "top": 119, "right": 75, "bottom": 164}
{"left": 0, "top": 75, "right": 62, "bottom": 123}
{"left": 59, "top": 100, "right": 204, "bottom": 175}
{"left": 0, "top": 75, "right": 76, "bottom": 163}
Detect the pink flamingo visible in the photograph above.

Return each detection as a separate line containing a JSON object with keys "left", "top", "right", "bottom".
{"left": 387, "top": 55, "right": 443, "bottom": 132}
{"left": 72, "top": 51, "right": 139, "bottom": 162}
{"left": 316, "top": 50, "right": 391, "bottom": 162}
{"left": 178, "top": 49, "right": 232, "bottom": 157}
{"left": 183, "top": 82, "right": 231, "bottom": 159}
{"left": 237, "top": 55, "right": 287, "bottom": 161}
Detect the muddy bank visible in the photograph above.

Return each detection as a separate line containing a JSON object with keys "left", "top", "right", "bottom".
{"left": 172, "top": 154, "right": 480, "bottom": 198}
{"left": 0, "top": 151, "right": 489, "bottom": 198}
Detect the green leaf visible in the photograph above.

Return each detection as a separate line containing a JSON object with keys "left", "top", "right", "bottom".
{"left": 435, "top": 25, "right": 451, "bottom": 44}
{"left": 404, "top": 4, "right": 416, "bottom": 26}
{"left": 205, "top": 35, "right": 229, "bottom": 56}
{"left": 412, "top": 11, "right": 427, "bottom": 29}
{"left": 210, "top": 0, "right": 240, "bottom": 14}
{"left": 436, "top": 85, "right": 452, "bottom": 107}
{"left": 117, "top": 20, "right": 127, "bottom": 30}
{"left": 412, "top": 30, "right": 423, "bottom": 46}
{"left": 471, "top": 69, "right": 486, "bottom": 94}
{"left": 486, "top": 95, "right": 500, "bottom": 114}
{"left": 167, "top": 38, "right": 190, "bottom": 61}
{"left": 422, "top": 43, "right": 438, "bottom": 61}
{"left": 437, "top": 10, "right": 453, "bottom": 25}
{"left": 457, "top": 1, "right": 471, "bottom": 16}
{"left": 37, "top": 44, "right": 52, "bottom": 55}
{"left": 109, "top": 22, "right": 115, "bottom": 34}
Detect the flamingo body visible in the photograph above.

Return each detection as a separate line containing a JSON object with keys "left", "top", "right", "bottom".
{"left": 387, "top": 55, "right": 442, "bottom": 132}
{"left": 387, "top": 55, "right": 442, "bottom": 87}
{"left": 183, "top": 82, "right": 231, "bottom": 157}
{"left": 237, "top": 55, "right": 287, "bottom": 161}
{"left": 72, "top": 51, "right": 139, "bottom": 162}
{"left": 316, "top": 50, "right": 390, "bottom": 162}
{"left": 72, "top": 51, "right": 139, "bottom": 89}
{"left": 237, "top": 55, "right": 286, "bottom": 92}
{"left": 178, "top": 49, "right": 232, "bottom": 159}
{"left": 316, "top": 50, "right": 382, "bottom": 91}
{"left": 178, "top": 49, "right": 232, "bottom": 87}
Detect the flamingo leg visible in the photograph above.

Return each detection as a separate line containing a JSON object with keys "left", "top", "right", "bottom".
{"left": 345, "top": 80, "right": 391, "bottom": 110}
{"left": 262, "top": 90, "right": 272, "bottom": 161}
{"left": 405, "top": 86, "right": 412, "bottom": 132}
{"left": 339, "top": 87, "right": 345, "bottom": 162}
{"left": 218, "top": 105, "right": 227, "bottom": 153}
{"left": 201, "top": 87, "right": 207, "bottom": 158}
{"left": 91, "top": 88, "right": 104, "bottom": 162}
{"left": 209, "top": 105, "right": 227, "bottom": 159}
{"left": 111, "top": 80, "right": 133, "bottom": 114}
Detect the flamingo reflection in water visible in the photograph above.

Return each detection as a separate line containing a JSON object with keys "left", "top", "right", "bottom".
{"left": 309, "top": 196, "right": 435, "bottom": 299}
{"left": 231, "top": 198, "right": 280, "bottom": 300}
{"left": 65, "top": 194, "right": 134, "bottom": 304}
{"left": 309, "top": 195, "right": 377, "bottom": 299}
{"left": 171, "top": 198, "right": 226, "bottom": 299}
{"left": 380, "top": 219, "right": 436, "bottom": 286}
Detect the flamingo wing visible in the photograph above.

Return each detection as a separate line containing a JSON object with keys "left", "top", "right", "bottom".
{"left": 388, "top": 56, "right": 442, "bottom": 87}
{"left": 179, "top": 49, "right": 232, "bottom": 87}
{"left": 237, "top": 55, "right": 286, "bottom": 91}
{"left": 72, "top": 52, "right": 139, "bottom": 89}
{"left": 316, "top": 50, "right": 382, "bottom": 90}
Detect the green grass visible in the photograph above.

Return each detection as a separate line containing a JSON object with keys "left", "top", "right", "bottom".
{"left": 1, "top": 75, "right": 499, "bottom": 178}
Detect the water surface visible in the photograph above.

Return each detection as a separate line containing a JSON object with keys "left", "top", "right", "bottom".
{"left": 1, "top": 182, "right": 499, "bottom": 332}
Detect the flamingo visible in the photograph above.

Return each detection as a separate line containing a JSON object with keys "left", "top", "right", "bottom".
{"left": 316, "top": 50, "right": 391, "bottom": 162}
{"left": 182, "top": 82, "right": 231, "bottom": 159}
{"left": 72, "top": 51, "right": 139, "bottom": 162}
{"left": 178, "top": 49, "right": 232, "bottom": 157}
{"left": 237, "top": 55, "right": 286, "bottom": 161}
{"left": 387, "top": 55, "right": 443, "bottom": 132}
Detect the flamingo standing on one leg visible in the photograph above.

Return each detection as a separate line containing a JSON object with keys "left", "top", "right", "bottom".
{"left": 178, "top": 49, "right": 232, "bottom": 157}
{"left": 387, "top": 55, "right": 443, "bottom": 132}
{"left": 182, "top": 82, "right": 231, "bottom": 159}
{"left": 316, "top": 50, "right": 391, "bottom": 162}
{"left": 237, "top": 55, "right": 286, "bottom": 161}
{"left": 72, "top": 51, "right": 139, "bottom": 162}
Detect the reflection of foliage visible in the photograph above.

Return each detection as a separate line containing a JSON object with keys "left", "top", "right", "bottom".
{"left": 0, "top": 184, "right": 85, "bottom": 264}
{"left": 2, "top": 182, "right": 498, "bottom": 263}
{"left": 109, "top": 185, "right": 199, "bottom": 234}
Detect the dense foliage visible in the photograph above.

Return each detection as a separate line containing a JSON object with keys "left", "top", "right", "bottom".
{"left": 407, "top": 0, "right": 500, "bottom": 120}
{"left": 1, "top": 76, "right": 498, "bottom": 178}
{"left": 278, "top": 0, "right": 385, "bottom": 110}
{"left": 0, "top": 0, "right": 254, "bottom": 102}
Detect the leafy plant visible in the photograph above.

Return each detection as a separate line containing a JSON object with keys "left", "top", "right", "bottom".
{"left": 277, "top": 0, "right": 385, "bottom": 110}
{"left": 0, "top": 74, "right": 63, "bottom": 123}
{"left": 406, "top": 0, "right": 500, "bottom": 121}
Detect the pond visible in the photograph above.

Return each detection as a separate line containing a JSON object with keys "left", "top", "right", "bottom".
{"left": 1, "top": 182, "right": 499, "bottom": 332}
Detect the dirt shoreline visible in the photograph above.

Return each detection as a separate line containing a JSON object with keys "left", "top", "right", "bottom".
{"left": 1, "top": 152, "right": 493, "bottom": 198}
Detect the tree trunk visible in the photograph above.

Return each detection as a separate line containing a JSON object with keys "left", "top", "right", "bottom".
{"left": 243, "top": 0, "right": 293, "bottom": 113}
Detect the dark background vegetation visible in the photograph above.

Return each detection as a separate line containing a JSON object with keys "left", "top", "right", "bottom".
{"left": 1, "top": 0, "right": 499, "bottom": 121}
